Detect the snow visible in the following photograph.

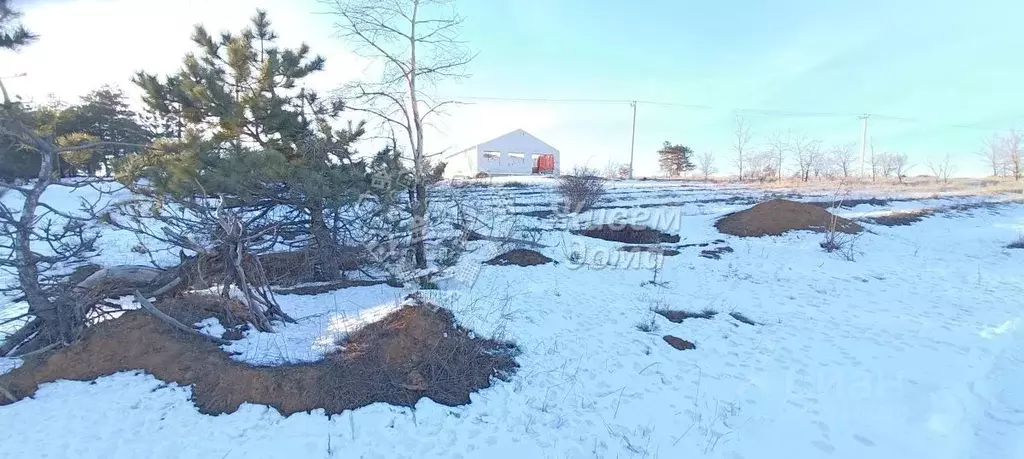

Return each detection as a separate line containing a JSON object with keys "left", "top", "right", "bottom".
{"left": 220, "top": 285, "right": 407, "bottom": 365}
{"left": 1, "top": 180, "right": 1023, "bottom": 458}
{"left": 194, "top": 317, "right": 226, "bottom": 339}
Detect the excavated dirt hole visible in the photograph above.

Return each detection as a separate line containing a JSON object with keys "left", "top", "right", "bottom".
{"left": 484, "top": 249, "right": 554, "bottom": 267}
{"left": 573, "top": 224, "right": 681, "bottom": 244}
{"left": 654, "top": 308, "right": 718, "bottom": 323}
{"left": 699, "top": 246, "right": 734, "bottom": 260}
{"left": 618, "top": 245, "right": 681, "bottom": 256}
{"left": 861, "top": 209, "right": 935, "bottom": 227}
{"left": 272, "top": 279, "right": 400, "bottom": 296}
{"left": 729, "top": 311, "right": 761, "bottom": 326}
{"left": 716, "top": 199, "right": 863, "bottom": 237}
{"left": 0, "top": 296, "right": 519, "bottom": 416}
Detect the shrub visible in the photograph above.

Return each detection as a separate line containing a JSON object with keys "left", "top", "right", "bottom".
{"left": 635, "top": 314, "right": 659, "bottom": 333}
{"left": 557, "top": 166, "right": 605, "bottom": 213}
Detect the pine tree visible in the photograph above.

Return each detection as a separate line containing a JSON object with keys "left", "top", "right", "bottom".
{"left": 133, "top": 10, "right": 338, "bottom": 159}
{"left": 0, "top": 0, "right": 36, "bottom": 51}
{"left": 657, "top": 142, "right": 696, "bottom": 177}
{"left": 52, "top": 86, "right": 151, "bottom": 175}
{"left": 126, "top": 10, "right": 376, "bottom": 280}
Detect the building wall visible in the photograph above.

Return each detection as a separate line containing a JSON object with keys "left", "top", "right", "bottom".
{"left": 476, "top": 131, "right": 559, "bottom": 176}
{"left": 443, "top": 130, "right": 560, "bottom": 178}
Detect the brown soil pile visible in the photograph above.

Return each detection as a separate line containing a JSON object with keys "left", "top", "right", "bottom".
{"left": 484, "top": 249, "right": 554, "bottom": 267}
{"left": 663, "top": 335, "right": 696, "bottom": 351}
{"left": 0, "top": 297, "right": 518, "bottom": 416}
{"left": 573, "top": 224, "right": 681, "bottom": 244}
{"left": 715, "top": 199, "right": 863, "bottom": 237}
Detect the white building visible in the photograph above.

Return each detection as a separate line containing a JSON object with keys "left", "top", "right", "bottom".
{"left": 442, "top": 129, "right": 560, "bottom": 179}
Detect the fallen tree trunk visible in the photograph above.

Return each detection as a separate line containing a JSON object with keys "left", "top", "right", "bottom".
{"left": 73, "top": 265, "right": 165, "bottom": 297}
{"left": 133, "top": 291, "right": 230, "bottom": 346}
{"left": 0, "top": 318, "right": 41, "bottom": 357}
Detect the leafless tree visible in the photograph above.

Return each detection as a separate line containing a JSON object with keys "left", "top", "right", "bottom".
{"left": 868, "top": 141, "right": 878, "bottom": 182}
{"left": 830, "top": 142, "right": 857, "bottom": 180}
{"left": 324, "top": 0, "right": 473, "bottom": 270}
{"left": 981, "top": 133, "right": 1006, "bottom": 177}
{"left": 811, "top": 155, "right": 834, "bottom": 180}
{"left": 603, "top": 160, "right": 630, "bottom": 180}
{"left": 697, "top": 150, "right": 716, "bottom": 180}
{"left": 791, "top": 135, "right": 821, "bottom": 182}
{"left": 732, "top": 114, "right": 752, "bottom": 181}
{"left": 1004, "top": 129, "right": 1022, "bottom": 181}
{"left": 765, "top": 131, "right": 789, "bottom": 183}
{"left": 747, "top": 150, "right": 775, "bottom": 182}
{"left": 928, "top": 153, "right": 957, "bottom": 183}
{"left": 889, "top": 152, "right": 912, "bottom": 183}
{"left": 879, "top": 152, "right": 897, "bottom": 178}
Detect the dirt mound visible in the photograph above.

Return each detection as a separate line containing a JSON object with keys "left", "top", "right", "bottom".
{"left": 715, "top": 199, "right": 863, "bottom": 237}
{"left": 663, "top": 335, "right": 696, "bottom": 351}
{"left": 484, "top": 249, "right": 554, "bottom": 267}
{"left": 0, "top": 297, "right": 518, "bottom": 416}
{"left": 573, "top": 224, "right": 680, "bottom": 244}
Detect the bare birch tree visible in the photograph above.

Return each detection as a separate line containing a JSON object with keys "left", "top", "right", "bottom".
{"left": 981, "top": 133, "right": 1005, "bottom": 177}
{"left": 732, "top": 115, "right": 751, "bottom": 181}
{"left": 697, "top": 150, "right": 716, "bottom": 180}
{"left": 830, "top": 142, "right": 857, "bottom": 180}
{"left": 748, "top": 151, "right": 775, "bottom": 182}
{"left": 791, "top": 135, "right": 821, "bottom": 182}
{"left": 766, "top": 131, "right": 790, "bottom": 183}
{"left": 1004, "top": 129, "right": 1022, "bottom": 181}
{"left": 928, "top": 153, "right": 957, "bottom": 183}
{"left": 324, "top": 0, "right": 473, "bottom": 270}
{"left": 890, "top": 152, "right": 912, "bottom": 183}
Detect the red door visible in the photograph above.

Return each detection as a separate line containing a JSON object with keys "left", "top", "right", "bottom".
{"left": 535, "top": 154, "right": 555, "bottom": 174}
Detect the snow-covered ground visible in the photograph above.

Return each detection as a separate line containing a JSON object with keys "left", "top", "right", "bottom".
{"left": 2, "top": 179, "right": 1023, "bottom": 458}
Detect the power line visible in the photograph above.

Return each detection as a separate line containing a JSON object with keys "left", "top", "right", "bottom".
{"left": 440, "top": 94, "right": 1020, "bottom": 131}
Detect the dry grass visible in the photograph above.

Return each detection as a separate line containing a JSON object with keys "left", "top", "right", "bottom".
{"left": 738, "top": 176, "right": 1024, "bottom": 196}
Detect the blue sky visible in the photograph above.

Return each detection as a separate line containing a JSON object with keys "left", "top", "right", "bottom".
{"left": 8, "top": 0, "right": 1024, "bottom": 176}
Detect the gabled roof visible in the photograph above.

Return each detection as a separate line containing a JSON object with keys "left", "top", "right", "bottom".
{"left": 444, "top": 128, "right": 559, "bottom": 160}
{"left": 476, "top": 129, "right": 559, "bottom": 152}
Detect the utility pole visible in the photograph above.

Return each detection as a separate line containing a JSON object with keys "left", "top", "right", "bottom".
{"left": 629, "top": 101, "right": 637, "bottom": 179}
{"left": 859, "top": 114, "right": 869, "bottom": 178}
